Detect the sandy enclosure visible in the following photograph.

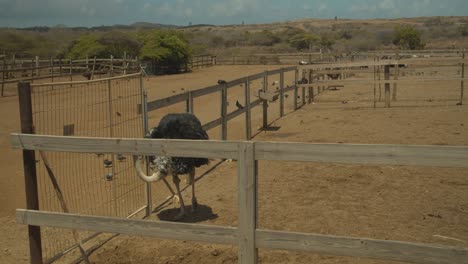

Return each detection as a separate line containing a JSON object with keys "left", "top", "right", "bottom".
{"left": 1, "top": 64, "right": 468, "bottom": 264}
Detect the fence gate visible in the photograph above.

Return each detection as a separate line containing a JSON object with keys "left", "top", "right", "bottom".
{"left": 21, "top": 73, "right": 147, "bottom": 263}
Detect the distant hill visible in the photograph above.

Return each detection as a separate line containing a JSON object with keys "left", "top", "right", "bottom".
{"left": 1, "top": 16, "right": 467, "bottom": 58}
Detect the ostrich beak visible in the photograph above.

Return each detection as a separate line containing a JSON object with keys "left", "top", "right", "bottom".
{"left": 133, "top": 156, "right": 167, "bottom": 182}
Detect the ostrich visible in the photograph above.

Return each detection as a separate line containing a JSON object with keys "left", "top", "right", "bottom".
{"left": 134, "top": 113, "right": 209, "bottom": 220}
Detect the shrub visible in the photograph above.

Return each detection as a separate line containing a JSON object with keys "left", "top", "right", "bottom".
{"left": 393, "top": 25, "right": 425, "bottom": 50}
{"left": 138, "top": 30, "right": 192, "bottom": 74}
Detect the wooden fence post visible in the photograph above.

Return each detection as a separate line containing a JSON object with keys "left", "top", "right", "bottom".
{"left": 279, "top": 69, "right": 284, "bottom": 117}
{"left": 18, "top": 82, "right": 43, "bottom": 264}
{"left": 392, "top": 50, "right": 399, "bottom": 101}
{"left": 262, "top": 71, "right": 268, "bottom": 128}
{"left": 308, "top": 69, "right": 313, "bottom": 104}
{"left": 373, "top": 56, "right": 377, "bottom": 108}
{"left": 461, "top": 49, "right": 465, "bottom": 105}
{"left": 31, "top": 59, "right": 34, "bottom": 80}
{"left": 378, "top": 59, "right": 382, "bottom": 102}
{"left": 69, "top": 58, "right": 73, "bottom": 86}
{"left": 302, "top": 85, "right": 306, "bottom": 106}
{"left": 59, "top": 58, "right": 62, "bottom": 77}
{"left": 384, "top": 65, "right": 391, "bottom": 108}
{"left": 35, "top": 56, "right": 39, "bottom": 77}
{"left": 50, "top": 57, "right": 54, "bottom": 82}
{"left": 294, "top": 69, "right": 298, "bottom": 110}
{"left": 1, "top": 54, "right": 5, "bottom": 97}
{"left": 110, "top": 55, "right": 114, "bottom": 77}
{"left": 237, "top": 142, "right": 257, "bottom": 264}
{"left": 221, "top": 84, "right": 227, "bottom": 140}
{"left": 186, "top": 91, "right": 194, "bottom": 114}
{"left": 245, "top": 78, "right": 251, "bottom": 140}
{"left": 123, "top": 52, "right": 127, "bottom": 75}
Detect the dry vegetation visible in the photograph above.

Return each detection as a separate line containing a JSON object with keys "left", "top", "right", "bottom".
{"left": 1, "top": 16, "right": 467, "bottom": 59}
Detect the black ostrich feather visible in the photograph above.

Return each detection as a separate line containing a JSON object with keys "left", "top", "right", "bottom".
{"left": 146, "top": 113, "right": 209, "bottom": 174}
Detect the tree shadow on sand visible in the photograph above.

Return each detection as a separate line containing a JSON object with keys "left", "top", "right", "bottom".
{"left": 157, "top": 204, "right": 218, "bottom": 223}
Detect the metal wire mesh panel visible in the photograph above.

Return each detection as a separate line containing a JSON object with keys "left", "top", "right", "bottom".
{"left": 29, "top": 73, "right": 146, "bottom": 262}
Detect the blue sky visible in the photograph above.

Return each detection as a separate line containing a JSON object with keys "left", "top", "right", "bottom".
{"left": 0, "top": 0, "right": 467, "bottom": 27}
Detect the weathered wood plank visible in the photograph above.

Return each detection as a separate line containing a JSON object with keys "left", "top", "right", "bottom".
{"left": 11, "top": 134, "right": 468, "bottom": 168}
{"left": 146, "top": 93, "right": 189, "bottom": 112}
{"left": 245, "top": 79, "right": 251, "bottom": 140}
{"left": 256, "top": 229, "right": 468, "bottom": 264}
{"left": 10, "top": 134, "right": 239, "bottom": 159}
{"left": 30, "top": 72, "right": 142, "bottom": 87}
{"left": 299, "top": 60, "right": 399, "bottom": 69}
{"left": 238, "top": 142, "right": 257, "bottom": 264}
{"left": 17, "top": 82, "right": 43, "bottom": 264}
{"left": 201, "top": 99, "right": 261, "bottom": 132}
{"left": 191, "top": 84, "right": 221, "bottom": 98}
{"left": 255, "top": 142, "right": 468, "bottom": 168}
{"left": 202, "top": 118, "right": 222, "bottom": 131}
{"left": 16, "top": 209, "right": 237, "bottom": 246}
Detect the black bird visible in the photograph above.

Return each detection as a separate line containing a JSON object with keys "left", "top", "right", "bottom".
{"left": 105, "top": 173, "right": 113, "bottom": 181}
{"left": 285, "top": 94, "right": 289, "bottom": 98}
{"left": 82, "top": 71, "right": 92, "bottom": 80}
{"left": 217, "top": 80, "right": 227, "bottom": 85}
{"left": 236, "top": 100, "right": 244, "bottom": 110}
{"left": 103, "top": 159, "right": 112, "bottom": 168}
{"left": 117, "top": 154, "right": 126, "bottom": 162}
{"left": 135, "top": 113, "right": 209, "bottom": 220}
{"left": 116, "top": 111, "right": 122, "bottom": 117}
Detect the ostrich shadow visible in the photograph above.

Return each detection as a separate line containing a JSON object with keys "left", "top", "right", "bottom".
{"left": 157, "top": 204, "right": 218, "bottom": 223}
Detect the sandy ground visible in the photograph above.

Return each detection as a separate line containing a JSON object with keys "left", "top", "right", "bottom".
{"left": 1, "top": 64, "right": 467, "bottom": 263}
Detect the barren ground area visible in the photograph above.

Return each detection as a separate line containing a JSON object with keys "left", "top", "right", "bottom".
{"left": 1, "top": 65, "right": 467, "bottom": 264}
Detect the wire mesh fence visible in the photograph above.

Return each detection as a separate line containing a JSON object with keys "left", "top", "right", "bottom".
{"left": 28, "top": 73, "right": 146, "bottom": 262}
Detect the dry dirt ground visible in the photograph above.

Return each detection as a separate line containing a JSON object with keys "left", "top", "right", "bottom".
{"left": 1, "top": 65, "right": 468, "bottom": 264}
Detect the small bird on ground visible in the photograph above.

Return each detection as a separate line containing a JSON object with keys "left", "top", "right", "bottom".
{"left": 236, "top": 100, "right": 244, "bottom": 110}
{"left": 117, "top": 154, "right": 126, "bottom": 162}
{"left": 103, "top": 159, "right": 112, "bottom": 168}
{"left": 105, "top": 173, "right": 113, "bottom": 181}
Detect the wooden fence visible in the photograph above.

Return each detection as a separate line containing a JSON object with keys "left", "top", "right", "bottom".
{"left": 191, "top": 54, "right": 216, "bottom": 68}
{"left": 1, "top": 55, "right": 139, "bottom": 96}
{"left": 146, "top": 66, "right": 298, "bottom": 140}
{"left": 216, "top": 52, "right": 328, "bottom": 65}
{"left": 11, "top": 133, "right": 468, "bottom": 264}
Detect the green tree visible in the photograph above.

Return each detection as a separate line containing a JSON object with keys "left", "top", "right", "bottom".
{"left": 138, "top": 30, "right": 192, "bottom": 74}
{"left": 65, "top": 32, "right": 140, "bottom": 59}
{"left": 98, "top": 31, "right": 141, "bottom": 57}
{"left": 393, "top": 26, "right": 425, "bottom": 50}
{"left": 65, "top": 34, "right": 106, "bottom": 59}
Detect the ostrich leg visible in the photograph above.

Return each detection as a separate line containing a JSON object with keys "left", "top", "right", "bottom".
{"left": 189, "top": 169, "right": 198, "bottom": 212}
{"left": 172, "top": 174, "right": 185, "bottom": 220}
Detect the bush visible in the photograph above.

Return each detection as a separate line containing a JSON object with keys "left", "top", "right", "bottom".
{"left": 138, "top": 30, "right": 192, "bottom": 74}
{"left": 66, "top": 34, "right": 107, "bottom": 59}
{"left": 64, "top": 32, "right": 140, "bottom": 59}
{"left": 458, "top": 24, "right": 468, "bottom": 36}
{"left": 248, "top": 30, "right": 281, "bottom": 46}
{"left": 289, "top": 33, "right": 319, "bottom": 51}
{"left": 393, "top": 25, "right": 425, "bottom": 50}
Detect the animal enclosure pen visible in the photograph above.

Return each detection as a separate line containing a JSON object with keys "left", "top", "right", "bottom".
{"left": 18, "top": 72, "right": 147, "bottom": 263}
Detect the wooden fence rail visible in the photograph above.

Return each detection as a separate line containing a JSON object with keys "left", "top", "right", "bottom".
{"left": 11, "top": 133, "right": 468, "bottom": 264}
{"left": 146, "top": 66, "right": 297, "bottom": 139}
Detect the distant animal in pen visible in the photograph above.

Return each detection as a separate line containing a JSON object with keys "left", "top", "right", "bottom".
{"left": 133, "top": 113, "right": 209, "bottom": 220}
